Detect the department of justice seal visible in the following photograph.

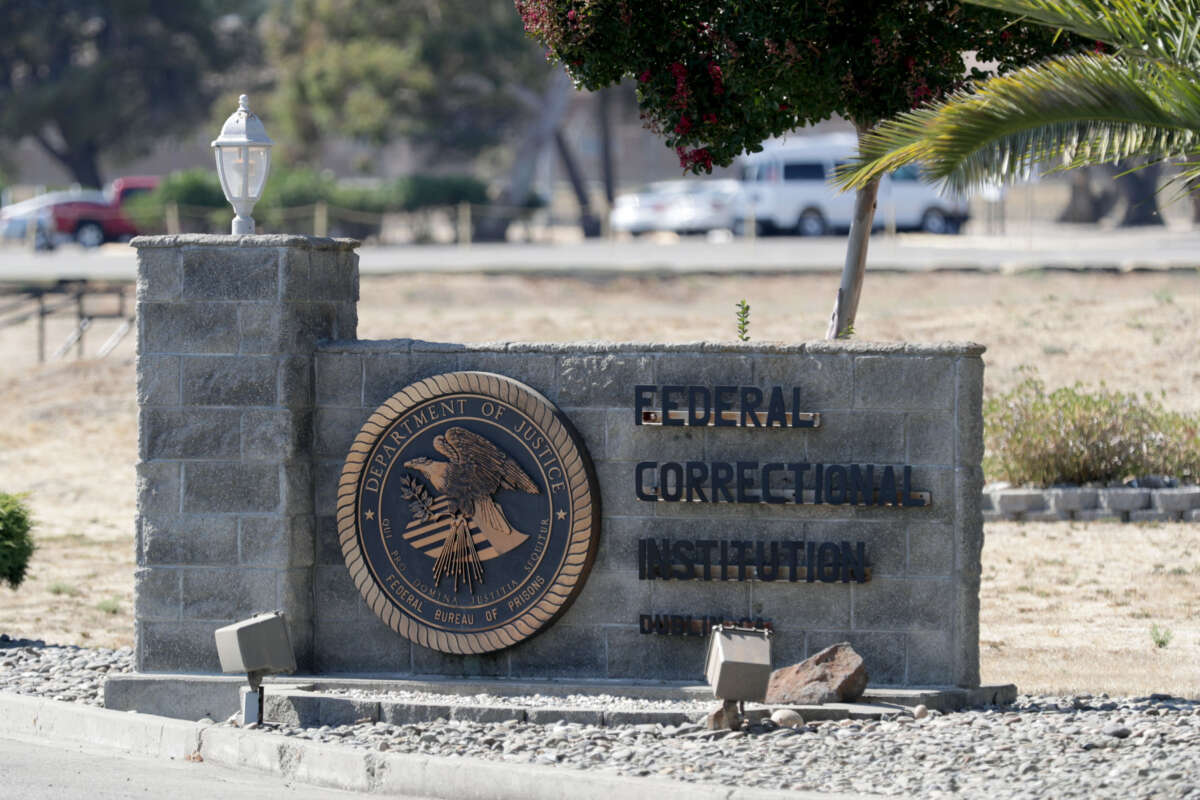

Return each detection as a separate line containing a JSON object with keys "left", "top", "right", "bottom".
{"left": 337, "top": 371, "right": 600, "bottom": 654}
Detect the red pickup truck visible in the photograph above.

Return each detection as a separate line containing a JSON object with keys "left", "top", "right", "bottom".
{"left": 46, "top": 176, "right": 160, "bottom": 247}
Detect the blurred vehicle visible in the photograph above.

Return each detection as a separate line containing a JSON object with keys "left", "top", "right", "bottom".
{"left": 44, "top": 176, "right": 160, "bottom": 246}
{"left": 609, "top": 179, "right": 741, "bottom": 235}
{"left": 609, "top": 181, "right": 691, "bottom": 235}
{"left": 733, "top": 134, "right": 968, "bottom": 235}
{"left": 664, "top": 179, "right": 742, "bottom": 234}
{"left": 0, "top": 193, "right": 63, "bottom": 250}
{"left": 0, "top": 176, "right": 159, "bottom": 249}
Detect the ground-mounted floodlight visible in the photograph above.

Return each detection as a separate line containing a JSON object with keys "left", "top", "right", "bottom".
{"left": 704, "top": 624, "right": 773, "bottom": 730}
{"left": 214, "top": 611, "right": 296, "bottom": 725}
{"left": 211, "top": 94, "right": 273, "bottom": 235}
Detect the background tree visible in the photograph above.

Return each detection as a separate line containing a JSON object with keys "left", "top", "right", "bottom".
{"left": 842, "top": 0, "right": 1198, "bottom": 226}
{"left": 264, "top": 0, "right": 551, "bottom": 167}
{"left": 518, "top": 0, "right": 1073, "bottom": 338}
{"left": 0, "top": 0, "right": 256, "bottom": 188}
{"left": 265, "top": 0, "right": 613, "bottom": 239}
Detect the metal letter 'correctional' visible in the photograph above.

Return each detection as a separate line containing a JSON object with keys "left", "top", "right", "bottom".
{"left": 337, "top": 372, "right": 600, "bottom": 655}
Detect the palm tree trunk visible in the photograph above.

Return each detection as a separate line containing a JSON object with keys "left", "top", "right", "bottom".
{"left": 826, "top": 124, "right": 880, "bottom": 339}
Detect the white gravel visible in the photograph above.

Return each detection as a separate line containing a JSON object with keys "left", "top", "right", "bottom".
{"left": 0, "top": 636, "right": 132, "bottom": 706}
{"left": 323, "top": 685, "right": 717, "bottom": 714}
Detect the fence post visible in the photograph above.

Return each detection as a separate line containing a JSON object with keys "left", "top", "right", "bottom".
{"left": 76, "top": 291, "right": 86, "bottom": 359}
{"left": 165, "top": 202, "right": 181, "bottom": 235}
{"left": 457, "top": 202, "right": 472, "bottom": 247}
{"left": 37, "top": 294, "right": 46, "bottom": 364}
{"left": 314, "top": 201, "right": 329, "bottom": 237}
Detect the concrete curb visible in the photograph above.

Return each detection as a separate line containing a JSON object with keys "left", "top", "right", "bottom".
{"left": 0, "top": 693, "right": 203, "bottom": 760}
{"left": 0, "top": 693, "right": 865, "bottom": 800}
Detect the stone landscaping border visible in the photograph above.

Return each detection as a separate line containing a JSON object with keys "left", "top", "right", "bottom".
{"left": 983, "top": 487, "right": 1200, "bottom": 523}
{"left": 104, "top": 672, "right": 1017, "bottom": 725}
{"left": 258, "top": 684, "right": 1018, "bottom": 729}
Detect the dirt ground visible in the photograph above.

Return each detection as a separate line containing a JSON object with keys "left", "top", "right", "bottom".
{"left": 0, "top": 268, "right": 1196, "bottom": 695}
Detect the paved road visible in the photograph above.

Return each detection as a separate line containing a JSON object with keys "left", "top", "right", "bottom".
{"left": 2, "top": 226, "right": 1199, "bottom": 284}
{"left": 0, "top": 734, "right": 418, "bottom": 800}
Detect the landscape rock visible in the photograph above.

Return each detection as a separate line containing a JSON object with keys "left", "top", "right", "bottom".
{"left": 765, "top": 642, "right": 868, "bottom": 705}
{"left": 704, "top": 703, "right": 741, "bottom": 731}
{"left": 770, "top": 708, "right": 804, "bottom": 728}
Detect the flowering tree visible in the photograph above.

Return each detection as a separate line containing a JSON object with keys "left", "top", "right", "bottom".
{"left": 518, "top": 1, "right": 1072, "bottom": 337}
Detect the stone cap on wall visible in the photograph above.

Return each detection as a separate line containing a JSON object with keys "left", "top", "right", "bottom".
{"left": 315, "top": 338, "right": 987, "bottom": 357}
{"left": 131, "top": 234, "right": 360, "bottom": 251}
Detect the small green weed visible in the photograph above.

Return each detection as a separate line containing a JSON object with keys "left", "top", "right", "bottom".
{"left": 96, "top": 597, "right": 121, "bottom": 615}
{"left": 1150, "top": 624, "right": 1174, "bottom": 649}
{"left": 735, "top": 299, "right": 750, "bottom": 342}
{"left": 48, "top": 582, "right": 79, "bottom": 597}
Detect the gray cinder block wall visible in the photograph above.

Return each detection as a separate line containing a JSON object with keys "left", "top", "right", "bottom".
{"left": 133, "top": 236, "right": 985, "bottom": 687}
{"left": 133, "top": 235, "right": 357, "bottom": 671}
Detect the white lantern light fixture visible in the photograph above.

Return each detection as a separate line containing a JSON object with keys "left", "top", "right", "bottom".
{"left": 211, "top": 94, "right": 273, "bottom": 234}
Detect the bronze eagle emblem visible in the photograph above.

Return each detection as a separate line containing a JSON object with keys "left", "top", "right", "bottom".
{"left": 404, "top": 427, "right": 540, "bottom": 591}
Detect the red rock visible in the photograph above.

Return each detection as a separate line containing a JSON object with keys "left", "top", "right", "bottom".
{"left": 765, "top": 642, "right": 868, "bottom": 705}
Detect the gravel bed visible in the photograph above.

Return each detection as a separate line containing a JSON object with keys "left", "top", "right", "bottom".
{"left": 0, "top": 635, "right": 133, "bottom": 706}
{"left": 2, "top": 637, "right": 1198, "bottom": 798}
{"left": 239, "top": 695, "right": 1200, "bottom": 798}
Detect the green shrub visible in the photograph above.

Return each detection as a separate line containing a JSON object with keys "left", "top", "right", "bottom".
{"left": 0, "top": 493, "right": 35, "bottom": 590}
{"left": 124, "top": 168, "right": 227, "bottom": 233}
{"left": 156, "top": 168, "right": 227, "bottom": 207}
{"left": 984, "top": 375, "right": 1200, "bottom": 486}
{"left": 389, "top": 175, "right": 488, "bottom": 211}
{"left": 128, "top": 167, "right": 488, "bottom": 234}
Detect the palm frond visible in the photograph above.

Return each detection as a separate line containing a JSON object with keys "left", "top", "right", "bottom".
{"left": 837, "top": 53, "right": 1200, "bottom": 193}
{"left": 966, "top": 0, "right": 1200, "bottom": 65}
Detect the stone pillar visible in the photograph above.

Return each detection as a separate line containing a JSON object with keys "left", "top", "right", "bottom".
{"left": 133, "top": 234, "right": 358, "bottom": 672}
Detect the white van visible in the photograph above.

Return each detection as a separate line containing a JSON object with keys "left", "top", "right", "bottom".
{"left": 733, "top": 133, "right": 968, "bottom": 235}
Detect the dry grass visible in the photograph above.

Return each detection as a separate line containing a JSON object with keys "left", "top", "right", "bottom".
{"left": 0, "top": 268, "right": 1197, "bottom": 694}
{"left": 981, "top": 521, "right": 1200, "bottom": 698}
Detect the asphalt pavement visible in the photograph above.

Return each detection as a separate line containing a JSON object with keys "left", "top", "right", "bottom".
{"left": 1, "top": 225, "right": 1198, "bottom": 284}
{"left": 0, "top": 733, "right": 418, "bottom": 800}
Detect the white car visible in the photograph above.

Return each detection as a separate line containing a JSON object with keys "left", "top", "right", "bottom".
{"left": 610, "top": 179, "right": 741, "bottom": 235}
{"left": 733, "top": 133, "right": 968, "bottom": 235}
